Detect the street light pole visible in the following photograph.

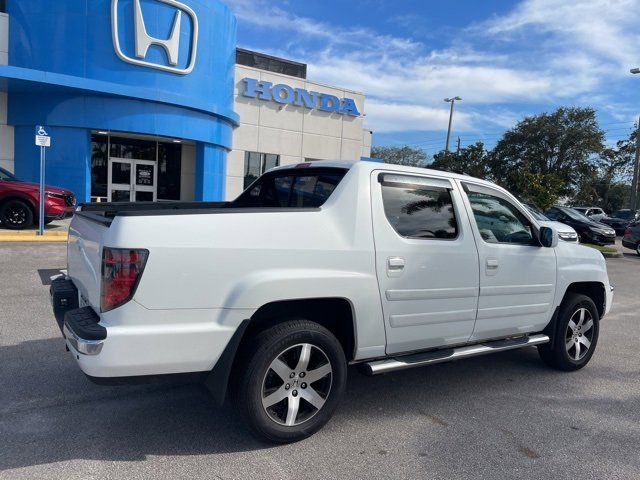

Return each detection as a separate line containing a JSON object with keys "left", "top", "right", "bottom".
{"left": 630, "top": 68, "right": 640, "bottom": 209}
{"left": 631, "top": 116, "right": 640, "bottom": 210}
{"left": 444, "top": 96, "right": 461, "bottom": 153}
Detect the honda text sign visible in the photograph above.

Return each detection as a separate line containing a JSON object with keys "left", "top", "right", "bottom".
{"left": 111, "top": 0, "right": 199, "bottom": 75}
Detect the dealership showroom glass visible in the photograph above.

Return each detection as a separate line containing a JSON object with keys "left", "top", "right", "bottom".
{"left": 0, "top": 0, "right": 372, "bottom": 203}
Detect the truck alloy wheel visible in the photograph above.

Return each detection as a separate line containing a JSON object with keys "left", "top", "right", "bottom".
{"left": 261, "top": 343, "right": 333, "bottom": 426}
{"left": 565, "top": 308, "right": 595, "bottom": 361}
{"left": 236, "top": 320, "right": 347, "bottom": 443}
{"left": 538, "top": 293, "right": 599, "bottom": 371}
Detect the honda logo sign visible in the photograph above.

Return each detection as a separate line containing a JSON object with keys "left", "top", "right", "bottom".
{"left": 111, "top": 0, "right": 199, "bottom": 75}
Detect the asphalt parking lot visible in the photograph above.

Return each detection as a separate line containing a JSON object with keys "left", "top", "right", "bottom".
{"left": 1, "top": 243, "right": 639, "bottom": 480}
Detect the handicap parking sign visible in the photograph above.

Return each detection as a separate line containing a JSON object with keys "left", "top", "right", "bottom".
{"left": 35, "top": 125, "right": 51, "bottom": 147}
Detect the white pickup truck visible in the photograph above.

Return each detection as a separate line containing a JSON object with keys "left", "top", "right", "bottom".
{"left": 51, "top": 160, "right": 613, "bottom": 443}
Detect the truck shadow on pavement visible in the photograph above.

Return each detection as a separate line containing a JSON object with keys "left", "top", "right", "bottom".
{"left": 1, "top": 336, "right": 638, "bottom": 471}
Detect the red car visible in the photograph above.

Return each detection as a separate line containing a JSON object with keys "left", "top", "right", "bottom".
{"left": 0, "top": 166, "right": 75, "bottom": 230}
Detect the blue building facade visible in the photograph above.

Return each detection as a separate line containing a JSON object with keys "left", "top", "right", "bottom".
{"left": 1, "top": 0, "right": 238, "bottom": 202}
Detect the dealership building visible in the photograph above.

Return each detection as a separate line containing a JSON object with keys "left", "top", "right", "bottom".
{"left": 0, "top": 0, "right": 371, "bottom": 203}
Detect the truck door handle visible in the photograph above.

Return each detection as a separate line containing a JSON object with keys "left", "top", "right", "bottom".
{"left": 387, "top": 257, "right": 405, "bottom": 271}
{"left": 486, "top": 258, "right": 499, "bottom": 273}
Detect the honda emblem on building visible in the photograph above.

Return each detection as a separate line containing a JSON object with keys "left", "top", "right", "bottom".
{"left": 111, "top": 0, "right": 199, "bottom": 75}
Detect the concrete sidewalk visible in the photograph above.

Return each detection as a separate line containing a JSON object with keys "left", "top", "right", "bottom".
{"left": 0, "top": 218, "right": 71, "bottom": 242}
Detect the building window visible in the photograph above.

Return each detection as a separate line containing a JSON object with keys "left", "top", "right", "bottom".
{"left": 244, "top": 152, "right": 280, "bottom": 189}
{"left": 110, "top": 136, "right": 156, "bottom": 160}
{"left": 236, "top": 48, "right": 307, "bottom": 79}
{"left": 90, "top": 135, "right": 108, "bottom": 201}
{"left": 90, "top": 134, "right": 183, "bottom": 202}
{"left": 157, "top": 142, "right": 181, "bottom": 200}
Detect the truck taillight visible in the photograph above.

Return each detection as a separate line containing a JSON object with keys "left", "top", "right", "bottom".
{"left": 101, "top": 248, "right": 149, "bottom": 312}
{"left": 624, "top": 228, "right": 632, "bottom": 236}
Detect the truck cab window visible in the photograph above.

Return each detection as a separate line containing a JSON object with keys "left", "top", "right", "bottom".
{"left": 233, "top": 168, "right": 347, "bottom": 208}
{"left": 465, "top": 189, "right": 534, "bottom": 245}
{"left": 380, "top": 182, "right": 458, "bottom": 239}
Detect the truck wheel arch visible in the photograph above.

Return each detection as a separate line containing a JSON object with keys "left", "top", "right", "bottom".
{"left": 244, "top": 297, "right": 357, "bottom": 361}
{"left": 563, "top": 282, "right": 605, "bottom": 318}
{"left": 204, "top": 297, "right": 356, "bottom": 406}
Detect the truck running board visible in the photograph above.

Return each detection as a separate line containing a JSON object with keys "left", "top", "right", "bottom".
{"left": 361, "top": 334, "right": 550, "bottom": 376}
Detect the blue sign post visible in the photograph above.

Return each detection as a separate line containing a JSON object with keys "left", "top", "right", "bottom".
{"left": 34, "top": 126, "right": 51, "bottom": 236}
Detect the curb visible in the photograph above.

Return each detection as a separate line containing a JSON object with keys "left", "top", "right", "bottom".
{"left": 601, "top": 251, "right": 624, "bottom": 258}
{"left": 0, "top": 231, "right": 68, "bottom": 242}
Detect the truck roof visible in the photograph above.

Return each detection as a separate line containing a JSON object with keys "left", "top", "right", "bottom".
{"left": 269, "top": 159, "right": 494, "bottom": 187}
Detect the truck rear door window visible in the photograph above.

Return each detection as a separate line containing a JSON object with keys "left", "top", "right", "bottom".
{"left": 233, "top": 168, "right": 347, "bottom": 208}
{"left": 380, "top": 180, "right": 458, "bottom": 240}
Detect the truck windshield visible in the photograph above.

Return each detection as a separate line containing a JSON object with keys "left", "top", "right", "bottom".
{"left": 232, "top": 168, "right": 348, "bottom": 208}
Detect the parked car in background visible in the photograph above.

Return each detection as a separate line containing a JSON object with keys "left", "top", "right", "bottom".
{"left": 0, "top": 166, "right": 75, "bottom": 230}
{"left": 601, "top": 209, "right": 640, "bottom": 235}
{"left": 622, "top": 222, "right": 640, "bottom": 256}
{"left": 524, "top": 204, "right": 579, "bottom": 242}
{"left": 573, "top": 206, "right": 607, "bottom": 222}
{"left": 545, "top": 206, "right": 615, "bottom": 245}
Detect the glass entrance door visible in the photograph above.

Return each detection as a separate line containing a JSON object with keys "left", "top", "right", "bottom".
{"left": 133, "top": 160, "right": 156, "bottom": 202}
{"left": 108, "top": 158, "right": 133, "bottom": 202}
{"left": 108, "top": 158, "right": 157, "bottom": 202}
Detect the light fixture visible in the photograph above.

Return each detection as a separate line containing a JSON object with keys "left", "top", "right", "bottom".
{"left": 97, "top": 131, "right": 108, "bottom": 135}
{"left": 172, "top": 139, "right": 182, "bottom": 143}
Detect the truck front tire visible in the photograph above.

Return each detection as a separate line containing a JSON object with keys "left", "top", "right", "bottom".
{"left": 236, "top": 319, "right": 347, "bottom": 443}
{"left": 538, "top": 293, "right": 600, "bottom": 371}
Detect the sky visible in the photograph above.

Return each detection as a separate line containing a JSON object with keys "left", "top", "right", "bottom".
{"left": 226, "top": 0, "right": 640, "bottom": 155}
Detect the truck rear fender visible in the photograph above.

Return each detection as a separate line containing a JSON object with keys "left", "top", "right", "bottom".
{"left": 222, "top": 268, "right": 386, "bottom": 360}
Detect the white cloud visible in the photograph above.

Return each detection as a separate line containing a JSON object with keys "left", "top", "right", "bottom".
{"left": 226, "top": 0, "right": 420, "bottom": 53}
{"left": 365, "top": 100, "right": 472, "bottom": 133}
{"left": 482, "top": 0, "right": 640, "bottom": 69}
{"left": 226, "top": 0, "right": 640, "bottom": 136}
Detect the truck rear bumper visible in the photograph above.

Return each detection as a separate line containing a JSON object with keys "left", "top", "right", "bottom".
{"left": 51, "top": 278, "right": 251, "bottom": 378}
{"left": 51, "top": 278, "right": 105, "bottom": 355}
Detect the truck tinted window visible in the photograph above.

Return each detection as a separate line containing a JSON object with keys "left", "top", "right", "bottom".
{"left": 381, "top": 183, "right": 458, "bottom": 239}
{"left": 232, "top": 168, "right": 347, "bottom": 208}
{"left": 466, "top": 190, "right": 534, "bottom": 245}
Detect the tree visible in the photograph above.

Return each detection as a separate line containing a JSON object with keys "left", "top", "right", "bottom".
{"left": 571, "top": 127, "right": 635, "bottom": 211}
{"left": 490, "top": 107, "right": 605, "bottom": 199}
{"left": 430, "top": 142, "right": 491, "bottom": 178}
{"left": 506, "top": 168, "right": 564, "bottom": 210}
{"left": 370, "top": 145, "right": 428, "bottom": 167}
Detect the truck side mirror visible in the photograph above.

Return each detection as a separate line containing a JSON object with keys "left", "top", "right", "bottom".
{"left": 539, "top": 226, "right": 558, "bottom": 248}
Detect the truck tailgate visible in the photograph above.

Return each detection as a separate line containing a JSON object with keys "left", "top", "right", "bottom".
{"left": 67, "top": 213, "right": 109, "bottom": 309}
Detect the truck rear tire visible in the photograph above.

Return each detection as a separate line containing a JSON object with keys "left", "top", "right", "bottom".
{"left": 538, "top": 293, "right": 599, "bottom": 371}
{"left": 235, "top": 319, "right": 347, "bottom": 443}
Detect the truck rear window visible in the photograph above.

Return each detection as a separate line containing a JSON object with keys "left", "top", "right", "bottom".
{"left": 232, "top": 168, "right": 347, "bottom": 208}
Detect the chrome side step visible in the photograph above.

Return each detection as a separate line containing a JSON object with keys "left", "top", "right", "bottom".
{"left": 361, "top": 334, "right": 550, "bottom": 376}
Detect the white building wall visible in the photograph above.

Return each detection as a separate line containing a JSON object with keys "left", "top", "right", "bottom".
{"left": 227, "top": 65, "right": 371, "bottom": 200}
{"left": 180, "top": 143, "right": 195, "bottom": 201}
{"left": 0, "top": 13, "right": 13, "bottom": 173}
{"left": 362, "top": 130, "right": 372, "bottom": 158}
